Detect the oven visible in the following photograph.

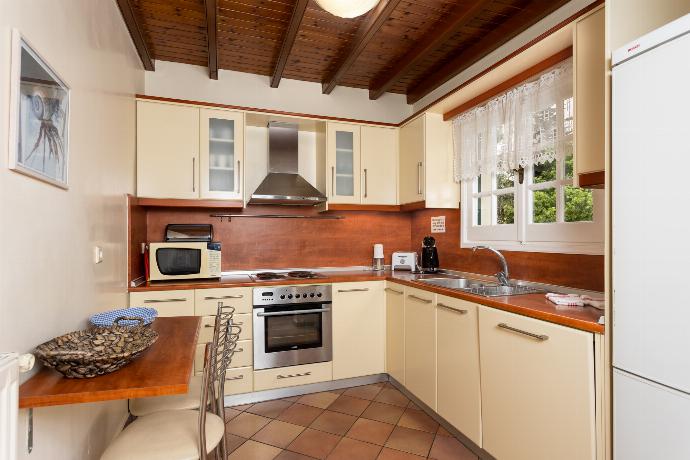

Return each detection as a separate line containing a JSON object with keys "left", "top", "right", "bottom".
{"left": 252, "top": 285, "right": 332, "bottom": 370}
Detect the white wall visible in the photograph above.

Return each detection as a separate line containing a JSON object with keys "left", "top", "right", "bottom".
{"left": 0, "top": 1, "right": 144, "bottom": 459}
{"left": 145, "top": 61, "right": 412, "bottom": 124}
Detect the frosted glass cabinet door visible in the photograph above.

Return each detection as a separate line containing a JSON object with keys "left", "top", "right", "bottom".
{"left": 199, "top": 108, "right": 244, "bottom": 200}
{"left": 327, "top": 123, "right": 360, "bottom": 204}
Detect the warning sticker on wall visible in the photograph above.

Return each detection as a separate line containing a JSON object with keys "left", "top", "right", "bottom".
{"left": 431, "top": 216, "right": 446, "bottom": 233}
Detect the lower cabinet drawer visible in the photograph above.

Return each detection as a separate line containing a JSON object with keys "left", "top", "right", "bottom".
{"left": 195, "top": 288, "right": 252, "bottom": 316}
{"left": 224, "top": 366, "right": 253, "bottom": 395}
{"left": 194, "top": 339, "right": 253, "bottom": 373}
{"left": 198, "top": 313, "right": 252, "bottom": 343}
{"left": 129, "top": 290, "right": 195, "bottom": 317}
{"left": 253, "top": 362, "right": 333, "bottom": 392}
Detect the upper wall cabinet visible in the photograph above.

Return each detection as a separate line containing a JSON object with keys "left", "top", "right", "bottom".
{"left": 136, "top": 100, "right": 245, "bottom": 200}
{"left": 399, "top": 113, "right": 459, "bottom": 207}
{"left": 573, "top": 6, "right": 605, "bottom": 187}
{"left": 326, "top": 123, "right": 398, "bottom": 206}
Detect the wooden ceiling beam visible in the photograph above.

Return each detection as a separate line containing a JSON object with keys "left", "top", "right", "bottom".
{"left": 405, "top": 0, "right": 570, "bottom": 104}
{"left": 205, "top": 0, "right": 219, "bottom": 79}
{"left": 116, "top": 0, "right": 155, "bottom": 71}
{"left": 321, "top": 0, "right": 403, "bottom": 95}
{"left": 271, "top": 0, "right": 308, "bottom": 88}
{"left": 367, "top": 0, "right": 492, "bottom": 100}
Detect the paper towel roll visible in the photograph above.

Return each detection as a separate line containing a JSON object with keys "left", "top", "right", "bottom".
{"left": 373, "top": 243, "right": 384, "bottom": 258}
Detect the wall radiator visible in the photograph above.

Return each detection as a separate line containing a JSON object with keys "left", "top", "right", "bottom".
{"left": 0, "top": 353, "right": 19, "bottom": 460}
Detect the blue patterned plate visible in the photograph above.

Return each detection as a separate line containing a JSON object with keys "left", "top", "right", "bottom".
{"left": 90, "top": 307, "right": 158, "bottom": 328}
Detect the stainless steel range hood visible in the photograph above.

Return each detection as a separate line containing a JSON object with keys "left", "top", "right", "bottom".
{"left": 248, "top": 122, "right": 327, "bottom": 206}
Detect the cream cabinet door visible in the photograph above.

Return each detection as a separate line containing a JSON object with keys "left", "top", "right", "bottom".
{"left": 199, "top": 109, "right": 244, "bottom": 199}
{"left": 479, "top": 307, "right": 596, "bottom": 460}
{"left": 332, "top": 281, "right": 385, "bottom": 380}
{"left": 436, "top": 295, "right": 481, "bottom": 446}
{"left": 385, "top": 283, "right": 405, "bottom": 383}
{"left": 361, "top": 126, "right": 398, "bottom": 205}
{"left": 399, "top": 116, "right": 425, "bottom": 204}
{"left": 327, "top": 123, "right": 361, "bottom": 204}
{"left": 137, "top": 101, "right": 199, "bottom": 199}
{"left": 404, "top": 286, "right": 436, "bottom": 410}
{"left": 574, "top": 6, "right": 605, "bottom": 179}
{"left": 129, "top": 290, "right": 195, "bottom": 317}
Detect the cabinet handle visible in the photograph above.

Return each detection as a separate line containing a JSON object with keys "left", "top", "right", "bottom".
{"left": 226, "top": 374, "right": 244, "bottom": 381}
{"left": 235, "top": 348, "right": 244, "bottom": 353}
{"left": 363, "top": 168, "right": 368, "bottom": 198}
{"left": 144, "top": 298, "right": 187, "bottom": 303}
{"left": 497, "top": 323, "right": 549, "bottom": 341}
{"left": 277, "top": 371, "right": 311, "bottom": 380}
{"left": 235, "top": 160, "right": 241, "bottom": 193}
{"left": 204, "top": 295, "right": 244, "bottom": 300}
{"left": 417, "top": 161, "right": 423, "bottom": 195}
{"left": 408, "top": 294, "right": 432, "bottom": 304}
{"left": 337, "top": 288, "right": 370, "bottom": 293}
{"left": 331, "top": 166, "right": 335, "bottom": 196}
{"left": 437, "top": 303, "right": 467, "bottom": 314}
{"left": 385, "top": 288, "right": 403, "bottom": 295}
{"left": 192, "top": 157, "right": 196, "bottom": 192}
{"left": 204, "top": 324, "right": 214, "bottom": 328}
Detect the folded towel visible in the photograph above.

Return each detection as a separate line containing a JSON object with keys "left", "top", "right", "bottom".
{"left": 545, "top": 293, "right": 605, "bottom": 310}
{"left": 582, "top": 295, "right": 605, "bottom": 310}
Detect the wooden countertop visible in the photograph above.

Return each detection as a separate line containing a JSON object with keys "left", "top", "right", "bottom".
{"left": 130, "top": 271, "right": 604, "bottom": 334}
{"left": 19, "top": 316, "right": 200, "bottom": 409}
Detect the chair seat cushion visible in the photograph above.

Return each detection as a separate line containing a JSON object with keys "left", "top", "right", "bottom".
{"left": 101, "top": 409, "right": 224, "bottom": 460}
{"left": 129, "top": 376, "right": 202, "bottom": 416}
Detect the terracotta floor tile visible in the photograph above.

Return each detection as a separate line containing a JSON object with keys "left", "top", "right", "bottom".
{"left": 428, "top": 434, "right": 478, "bottom": 460}
{"left": 231, "top": 403, "right": 254, "bottom": 411}
{"left": 328, "top": 394, "right": 371, "bottom": 416}
{"left": 343, "top": 384, "right": 384, "bottom": 401}
{"left": 225, "top": 407, "right": 243, "bottom": 421}
{"left": 277, "top": 403, "right": 325, "bottom": 427}
{"left": 436, "top": 426, "right": 453, "bottom": 437}
{"left": 397, "top": 407, "right": 439, "bottom": 433}
{"left": 374, "top": 388, "right": 410, "bottom": 407}
{"left": 227, "top": 439, "right": 282, "bottom": 460}
{"left": 361, "top": 402, "right": 406, "bottom": 425}
{"left": 226, "top": 412, "right": 273, "bottom": 438}
{"left": 330, "top": 387, "right": 347, "bottom": 394}
{"left": 287, "top": 428, "right": 342, "bottom": 459}
{"left": 247, "top": 399, "right": 294, "bottom": 418}
{"left": 384, "top": 426, "right": 435, "bottom": 457}
{"left": 275, "top": 450, "right": 318, "bottom": 460}
{"left": 224, "top": 433, "right": 248, "bottom": 453}
{"left": 297, "top": 391, "right": 340, "bottom": 409}
{"left": 252, "top": 420, "right": 306, "bottom": 449}
{"left": 346, "top": 418, "right": 395, "bottom": 446}
{"left": 407, "top": 401, "right": 421, "bottom": 410}
{"left": 377, "top": 447, "right": 427, "bottom": 460}
{"left": 310, "top": 410, "right": 358, "bottom": 436}
{"left": 327, "top": 437, "right": 382, "bottom": 460}
{"left": 281, "top": 396, "right": 301, "bottom": 403}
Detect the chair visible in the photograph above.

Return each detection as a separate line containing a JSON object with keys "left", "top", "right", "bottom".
{"left": 101, "top": 310, "right": 240, "bottom": 460}
{"left": 129, "top": 303, "right": 237, "bottom": 416}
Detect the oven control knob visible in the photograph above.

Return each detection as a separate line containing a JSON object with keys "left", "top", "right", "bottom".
{"left": 310, "top": 293, "right": 315, "bottom": 298}
{"left": 287, "top": 294, "right": 293, "bottom": 299}
{"left": 317, "top": 292, "right": 322, "bottom": 297}
{"left": 302, "top": 293, "right": 308, "bottom": 298}
{"left": 280, "top": 295, "right": 285, "bottom": 299}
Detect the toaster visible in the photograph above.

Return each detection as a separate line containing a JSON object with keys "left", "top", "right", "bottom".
{"left": 392, "top": 252, "right": 417, "bottom": 271}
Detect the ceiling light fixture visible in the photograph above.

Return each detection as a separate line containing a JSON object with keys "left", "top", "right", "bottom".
{"left": 313, "top": 0, "right": 379, "bottom": 18}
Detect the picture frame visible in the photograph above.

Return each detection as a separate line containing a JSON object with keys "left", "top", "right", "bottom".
{"left": 8, "top": 29, "right": 70, "bottom": 189}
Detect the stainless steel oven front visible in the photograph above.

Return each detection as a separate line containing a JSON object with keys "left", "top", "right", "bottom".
{"left": 252, "top": 284, "right": 332, "bottom": 370}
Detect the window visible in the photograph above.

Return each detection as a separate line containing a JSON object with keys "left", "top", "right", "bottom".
{"left": 454, "top": 59, "right": 603, "bottom": 254}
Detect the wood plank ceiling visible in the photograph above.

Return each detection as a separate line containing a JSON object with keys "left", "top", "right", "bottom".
{"left": 118, "top": 0, "right": 570, "bottom": 104}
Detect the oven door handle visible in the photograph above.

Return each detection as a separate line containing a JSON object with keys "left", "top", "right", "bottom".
{"left": 256, "top": 307, "right": 330, "bottom": 317}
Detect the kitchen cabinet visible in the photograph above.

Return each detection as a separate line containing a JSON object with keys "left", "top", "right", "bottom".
{"left": 129, "top": 290, "right": 195, "bottom": 317}
{"left": 573, "top": 5, "right": 605, "bottom": 186}
{"left": 361, "top": 126, "right": 398, "bottom": 205}
{"left": 327, "top": 123, "right": 361, "bottom": 204}
{"left": 385, "top": 283, "right": 405, "bottom": 384}
{"left": 136, "top": 100, "right": 245, "bottom": 200}
{"left": 436, "top": 296, "right": 482, "bottom": 446}
{"left": 137, "top": 101, "right": 199, "bottom": 199}
{"left": 194, "top": 287, "right": 252, "bottom": 315}
{"left": 399, "top": 113, "right": 459, "bottom": 208}
{"left": 254, "top": 361, "right": 333, "bottom": 391}
{"left": 332, "top": 281, "right": 385, "bottom": 380}
{"left": 199, "top": 108, "right": 245, "bottom": 199}
{"left": 478, "top": 306, "right": 596, "bottom": 460}
{"left": 403, "top": 286, "right": 436, "bottom": 410}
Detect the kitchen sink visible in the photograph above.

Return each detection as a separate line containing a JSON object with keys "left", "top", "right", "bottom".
{"left": 417, "top": 277, "right": 543, "bottom": 297}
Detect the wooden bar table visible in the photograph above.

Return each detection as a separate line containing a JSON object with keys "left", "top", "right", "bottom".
{"left": 19, "top": 316, "right": 200, "bottom": 408}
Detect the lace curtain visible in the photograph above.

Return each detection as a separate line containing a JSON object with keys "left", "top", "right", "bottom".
{"left": 452, "top": 59, "right": 573, "bottom": 182}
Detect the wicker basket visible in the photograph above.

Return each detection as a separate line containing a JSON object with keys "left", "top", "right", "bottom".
{"left": 35, "top": 317, "right": 159, "bottom": 378}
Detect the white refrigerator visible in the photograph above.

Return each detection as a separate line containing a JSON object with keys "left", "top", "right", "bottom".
{"left": 612, "top": 13, "right": 690, "bottom": 460}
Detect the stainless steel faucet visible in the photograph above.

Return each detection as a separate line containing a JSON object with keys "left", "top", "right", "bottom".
{"left": 473, "top": 245, "right": 510, "bottom": 286}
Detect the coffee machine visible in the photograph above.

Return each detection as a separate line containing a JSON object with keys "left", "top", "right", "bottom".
{"left": 420, "top": 236, "right": 439, "bottom": 273}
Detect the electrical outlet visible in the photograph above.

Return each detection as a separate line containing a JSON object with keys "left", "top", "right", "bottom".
{"left": 93, "top": 246, "right": 103, "bottom": 264}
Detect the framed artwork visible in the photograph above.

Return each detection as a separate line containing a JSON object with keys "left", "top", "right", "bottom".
{"left": 8, "top": 29, "right": 70, "bottom": 189}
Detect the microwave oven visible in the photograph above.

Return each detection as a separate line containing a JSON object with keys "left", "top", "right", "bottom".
{"left": 148, "top": 242, "right": 221, "bottom": 281}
